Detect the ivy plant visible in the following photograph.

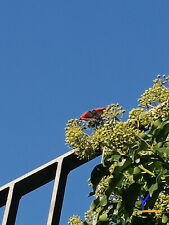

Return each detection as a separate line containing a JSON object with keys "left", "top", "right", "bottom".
{"left": 65, "top": 75, "right": 169, "bottom": 225}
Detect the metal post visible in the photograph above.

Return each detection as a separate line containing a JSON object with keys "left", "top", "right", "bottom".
{"left": 1, "top": 184, "right": 20, "bottom": 225}
{"left": 47, "top": 158, "right": 68, "bottom": 225}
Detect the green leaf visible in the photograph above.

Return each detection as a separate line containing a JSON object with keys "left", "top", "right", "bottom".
{"left": 89, "top": 201, "right": 95, "bottom": 211}
{"left": 155, "top": 147, "right": 169, "bottom": 155}
{"left": 89, "top": 198, "right": 99, "bottom": 211}
{"left": 163, "top": 121, "right": 169, "bottom": 135}
{"left": 153, "top": 127, "right": 162, "bottom": 139}
{"left": 122, "top": 183, "right": 141, "bottom": 217}
{"left": 162, "top": 214, "right": 168, "bottom": 223}
{"left": 152, "top": 119, "right": 162, "bottom": 129}
{"left": 133, "top": 167, "right": 141, "bottom": 174}
{"left": 115, "top": 157, "right": 132, "bottom": 173}
{"left": 139, "top": 132, "right": 148, "bottom": 139}
{"left": 146, "top": 183, "right": 163, "bottom": 209}
{"left": 117, "top": 201, "right": 122, "bottom": 210}
{"left": 135, "top": 158, "right": 140, "bottom": 164}
{"left": 131, "top": 216, "right": 154, "bottom": 225}
{"left": 100, "top": 195, "right": 107, "bottom": 207}
{"left": 106, "top": 173, "right": 124, "bottom": 196}
{"left": 117, "top": 158, "right": 126, "bottom": 167}
{"left": 99, "top": 212, "right": 108, "bottom": 222}
{"left": 139, "top": 140, "right": 148, "bottom": 151}
{"left": 157, "top": 142, "right": 164, "bottom": 148}
{"left": 111, "top": 154, "right": 121, "bottom": 161}
{"left": 149, "top": 183, "right": 158, "bottom": 197}
{"left": 97, "top": 222, "right": 111, "bottom": 225}
{"left": 90, "top": 164, "right": 109, "bottom": 190}
{"left": 104, "top": 154, "right": 121, "bottom": 165}
{"left": 156, "top": 121, "right": 169, "bottom": 142}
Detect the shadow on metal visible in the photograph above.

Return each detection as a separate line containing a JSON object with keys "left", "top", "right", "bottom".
{"left": 0, "top": 150, "right": 100, "bottom": 225}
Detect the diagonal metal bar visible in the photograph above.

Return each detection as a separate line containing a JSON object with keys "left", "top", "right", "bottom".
{"left": 0, "top": 150, "right": 74, "bottom": 205}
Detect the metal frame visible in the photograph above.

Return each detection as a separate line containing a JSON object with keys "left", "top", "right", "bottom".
{"left": 0, "top": 150, "right": 100, "bottom": 225}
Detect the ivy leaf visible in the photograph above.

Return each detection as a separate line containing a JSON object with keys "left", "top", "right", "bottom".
{"left": 97, "top": 222, "right": 111, "bottom": 225}
{"left": 135, "top": 158, "right": 140, "bottom": 164}
{"left": 131, "top": 216, "right": 154, "bottom": 225}
{"left": 117, "top": 158, "right": 126, "bottom": 167}
{"left": 146, "top": 183, "right": 163, "bottom": 209}
{"left": 133, "top": 167, "right": 141, "bottom": 174}
{"left": 99, "top": 212, "right": 108, "bottom": 222}
{"left": 149, "top": 183, "right": 158, "bottom": 197}
{"left": 106, "top": 173, "right": 124, "bottom": 196}
{"left": 90, "top": 164, "right": 109, "bottom": 191}
{"left": 115, "top": 157, "right": 132, "bottom": 173}
{"left": 156, "top": 121, "right": 169, "bottom": 142}
{"left": 152, "top": 119, "right": 162, "bottom": 129}
{"left": 82, "top": 223, "right": 92, "bottom": 225}
{"left": 90, "top": 198, "right": 100, "bottom": 211}
{"left": 122, "top": 183, "right": 141, "bottom": 217}
{"left": 157, "top": 142, "right": 164, "bottom": 148}
{"left": 139, "top": 140, "right": 148, "bottom": 151}
{"left": 112, "top": 154, "right": 121, "bottom": 161}
{"left": 162, "top": 121, "right": 169, "bottom": 135}
{"left": 162, "top": 214, "right": 168, "bottom": 223}
{"left": 155, "top": 147, "right": 169, "bottom": 155}
{"left": 100, "top": 195, "right": 107, "bottom": 207}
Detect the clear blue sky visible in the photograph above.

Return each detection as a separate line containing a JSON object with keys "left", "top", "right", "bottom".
{"left": 0, "top": 0, "right": 169, "bottom": 224}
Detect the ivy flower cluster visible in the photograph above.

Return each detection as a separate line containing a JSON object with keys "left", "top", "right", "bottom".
{"left": 68, "top": 216, "right": 82, "bottom": 225}
{"left": 138, "top": 75, "right": 169, "bottom": 107}
{"left": 154, "top": 192, "right": 169, "bottom": 219}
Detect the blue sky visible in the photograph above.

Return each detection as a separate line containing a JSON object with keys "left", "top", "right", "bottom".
{"left": 0, "top": 0, "right": 169, "bottom": 224}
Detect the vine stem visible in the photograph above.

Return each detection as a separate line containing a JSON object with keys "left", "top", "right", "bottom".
{"left": 138, "top": 164, "right": 155, "bottom": 177}
{"left": 135, "top": 133, "right": 153, "bottom": 151}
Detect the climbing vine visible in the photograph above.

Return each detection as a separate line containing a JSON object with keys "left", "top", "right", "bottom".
{"left": 65, "top": 75, "right": 169, "bottom": 225}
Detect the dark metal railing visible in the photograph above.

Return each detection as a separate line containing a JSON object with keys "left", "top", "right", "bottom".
{"left": 0, "top": 150, "right": 99, "bottom": 225}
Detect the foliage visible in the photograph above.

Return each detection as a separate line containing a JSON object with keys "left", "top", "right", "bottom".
{"left": 65, "top": 75, "right": 169, "bottom": 225}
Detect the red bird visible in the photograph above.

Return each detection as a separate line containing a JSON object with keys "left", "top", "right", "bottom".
{"left": 80, "top": 107, "right": 106, "bottom": 121}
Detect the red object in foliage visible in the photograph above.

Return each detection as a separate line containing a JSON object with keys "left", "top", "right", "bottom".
{"left": 80, "top": 107, "right": 106, "bottom": 121}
